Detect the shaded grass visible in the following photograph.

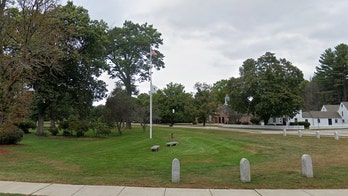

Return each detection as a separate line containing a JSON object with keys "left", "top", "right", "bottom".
{"left": 1, "top": 126, "right": 348, "bottom": 189}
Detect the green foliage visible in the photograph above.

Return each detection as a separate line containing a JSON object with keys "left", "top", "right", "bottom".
{"left": 315, "top": 43, "right": 348, "bottom": 104}
{"left": 90, "top": 122, "right": 111, "bottom": 136}
{"left": 16, "top": 121, "right": 37, "bottom": 134}
{"left": 104, "top": 87, "right": 130, "bottom": 135}
{"left": 69, "top": 120, "right": 89, "bottom": 137}
{"left": 290, "top": 121, "right": 311, "bottom": 129}
{"left": 228, "top": 52, "right": 304, "bottom": 124}
{"left": 0, "top": 126, "right": 24, "bottom": 145}
{"left": 106, "top": 20, "right": 164, "bottom": 97}
{"left": 194, "top": 82, "right": 217, "bottom": 126}
{"left": 153, "top": 82, "right": 194, "bottom": 123}
{"left": 32, "top": 1, "right": 108, "bottom": 135}
{"left": 58, "top": 120, "right": 89, "bottom": 137}
{"left": 48, "top": 127, "right": 59, "bottom": 136}
{"left": 250, "top": 117, "right": 261, "bottom": 125}
{"left": 300, "top": 121, "right": 311, "bottom": 129}
{"left": 133, "top": 93, "right": 150, "bottom": 132}
{"left": 58, "top": 120, "right": 69, "bottom": 130}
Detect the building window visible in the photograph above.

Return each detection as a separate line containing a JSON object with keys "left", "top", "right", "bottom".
{"left": 335, "top": 119, "right": 338, "bottom": 123}
{"left": 317, "top": 119, "right": 320, "bottom": 123}
{"left": 342, "top": 111, "right": 344, "bottom": 117}
{"left": 295, "top": 118, "right": 298, "bottom": 123}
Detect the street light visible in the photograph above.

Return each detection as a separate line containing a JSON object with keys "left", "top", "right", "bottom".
{"left": 247, "top": 96, "right": 253, "bottom": 115}
{"left": 170, "top": 108, "right": 175, "bottom": 127}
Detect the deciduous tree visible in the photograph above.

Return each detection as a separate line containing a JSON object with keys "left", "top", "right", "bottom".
{"left": 106, "top": 20, "right": 164, "bottom": 129}
{"left": 104, "top": 87, "right": 130, "bottom": 136}
{"left": 0, "top": 0, "right": 59, "bottom": 139}
{"left": 228, "top": 52, "right": 304, "bottom": 124}
{"left": 153, "top": 83, "right": 193, "bottom": 124}
{"left": 193, "top": 82, "right": 217, "bottom": 126}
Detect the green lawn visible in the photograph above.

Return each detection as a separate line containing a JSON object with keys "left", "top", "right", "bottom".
{"left": 1, "top": 125, "right": 348, "bottom": 189}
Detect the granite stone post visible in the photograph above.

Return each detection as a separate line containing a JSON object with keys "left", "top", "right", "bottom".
{"left": 301, "top": 154, "right": 313, "bottom": 178}
{"left": 240, "top": 158, "right": 251, "bottom": 182}
{"left": 334, "top": 131, "right": 339, "bottom": 140}
{"left": 283, "top": 128, "right": 287, "bottom": 136}
{"left": 298, "top": 130, "right": 303, "bottom": 138}
{"left": 316, "top": 131, "right": 320, "bottom": 139}
{"left": 172, "top": 158, "right": 180, "bottom": 183}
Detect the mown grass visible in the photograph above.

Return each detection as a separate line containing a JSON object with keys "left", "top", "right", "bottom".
{"left": 1, "top": 125, "right": 348, "bottom": 189}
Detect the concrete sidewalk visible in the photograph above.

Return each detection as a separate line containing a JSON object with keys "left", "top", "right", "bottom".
{"left": 1, "top": 181, "right": 348, "bottom": 196}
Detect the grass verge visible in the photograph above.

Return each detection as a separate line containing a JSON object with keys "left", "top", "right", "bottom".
{"left": 1, "top": 125, "right": 347, "bottom": 189}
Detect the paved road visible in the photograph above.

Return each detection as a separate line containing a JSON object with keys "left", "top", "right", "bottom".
{"left": 1, "top": 181, "right": 348, "bottom": 196}
{"left": 169, "top": 124, "right": 348, "bottom": 137}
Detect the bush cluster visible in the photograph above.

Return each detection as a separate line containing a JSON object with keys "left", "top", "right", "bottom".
{"left": 16, "top": 121, "right": 37, "bottom": 134}
{"left": 250, "top": 117, "right": 261, "bottom": 125}
{"left": 90, "top": 122, "right": 111, "bottom": 136}
{"left": 58, "top": 120, "right": 100, "bottom": 137}
{"left": 0, "top": 127, "right": 24, "bottom": 145}
{"left": 290, "top": 121, "right": 311, "bottom": 129}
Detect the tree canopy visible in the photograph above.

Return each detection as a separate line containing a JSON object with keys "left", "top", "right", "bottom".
{"left": 315, "top": 43, "right": 348, "bottom": 104}
{"left": 0, "top": 0, "right": 108, "bottom": 139}
{"left": 106, "top": 20, "right": 164, "bottom": 96}
{"left": 228, "top": 52, "right": 304, "bottom": 124}
{"left": 31, "top": 1, "right": 108, "bottom": 135}
{"left": 153, "top": 82, "right": 194, "bottom": 124}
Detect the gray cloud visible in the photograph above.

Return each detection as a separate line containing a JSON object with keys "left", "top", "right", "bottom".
{"left": 66, "top": 0, "right": 348, "bottom": 102}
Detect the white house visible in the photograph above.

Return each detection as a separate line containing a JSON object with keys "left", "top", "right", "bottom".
{"left": 290, "top": 102, "right": 348, "bottom": 129}
{"left": 337, "top": 102, "right": 348, "bottom": 123}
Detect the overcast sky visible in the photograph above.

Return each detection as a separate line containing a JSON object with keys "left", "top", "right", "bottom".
{"left": 63, "top": 0, "right": 348, "bottom": 103}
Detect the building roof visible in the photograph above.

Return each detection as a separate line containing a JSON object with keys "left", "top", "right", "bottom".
{"left": 303, "top": 111, "right": 341, "bottom": 119}
{"left": 341, "top": 102, "right": 348, "bottom": 109}
{"left": 322, "top": 105, "right": 340, "bottom": 112}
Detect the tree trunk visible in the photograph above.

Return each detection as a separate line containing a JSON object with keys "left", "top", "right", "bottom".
{"left": 116, "top": 121, "right": 123, "bottom": 136}
{"left": 140, "top": 121, "right": 146, "bottom": 132}
{"left": 36, "top": 105, "right": 47, "bottom": 136}
{"left": 37, "top": 111, "right": 45, "bottom": 135}
{"left": 0, "top": 112, "right": 3, "bottom": 127}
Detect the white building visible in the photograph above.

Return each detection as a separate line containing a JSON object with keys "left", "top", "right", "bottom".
{"left": 290, "top": 102, "right": 348, "bottom": 129}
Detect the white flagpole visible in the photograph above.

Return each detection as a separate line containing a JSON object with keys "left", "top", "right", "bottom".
{"left": 149, "top": 47, "right": 153, "bottom": 139}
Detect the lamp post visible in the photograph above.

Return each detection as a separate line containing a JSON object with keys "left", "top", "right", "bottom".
{"left": 171, "top": 108, "right": 175, "bottom": 127}
{"left": 247, "top": 96, "right": 253, "bottom": 114}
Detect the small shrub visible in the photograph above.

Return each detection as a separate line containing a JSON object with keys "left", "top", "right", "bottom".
{"left": 69, "top": 120, "right": 89, "bottom": 137}
{"left": 298, "top": 121, "right": 311, "bottom": 129}
{"left": 62, "top": 130, "right": 72, "bottom": 136}
{"left": 250, "top": 117, "right": 261, "bottom": 125}
{"left": 48, "top": 127, "right": 59, "bottom": 136}
{"left": 58, "top": 120, "right": 69, "bottom": 130}
{"left": 0, "top": 127, "right": 24, "bottom": 145}
{"left": 90, "top": 122, "right": 111, "bottom": 136}
{"left": 16, "top": 121, "right": 37, "bottom": 134}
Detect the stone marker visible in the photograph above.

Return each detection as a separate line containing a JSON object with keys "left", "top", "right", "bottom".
{"left": 301, "top": 154, "right": 313, "bottom": 178}
{"left": 316, "top": 131, "right": 320, "bottom": 139}
{"left": 334, "top": 131, "right": 339, "bottom": 140}
{"left": 283, "top": 128, "right": 287, "bottom": 136}
{"left": 240, "top": 158, "right": 251, "bottom": 182}
{"left": 298, "top": 130, "right": 303, "bottom": 138}
{"left": 172, "top": 158, "right": 180, "bottom": 183}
